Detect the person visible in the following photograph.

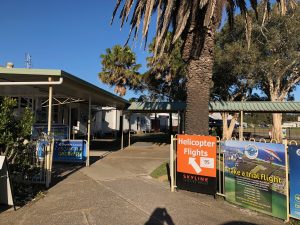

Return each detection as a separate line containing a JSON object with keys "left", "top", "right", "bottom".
{"left": 268, "top": 130, "right": 272, "bottom": 140}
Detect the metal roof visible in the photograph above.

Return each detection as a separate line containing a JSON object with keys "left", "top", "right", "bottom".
{"left": 128, "top": 101, "right": 300, "bottom": 113}
{"left": 128, "top": 102, "right": 186, "bottom": 113}
{"left": 209, "top": 101, "right": 300, "bottom": 112}
{"left": 0, "top": 68, "right": 129, "bottom": 109}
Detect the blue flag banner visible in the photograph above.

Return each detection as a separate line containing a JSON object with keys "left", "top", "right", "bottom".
{"left": 289, "top": 145, "right": 300, "bottom": 220}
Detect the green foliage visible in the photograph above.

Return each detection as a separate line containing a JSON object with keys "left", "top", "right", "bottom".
{"left": 0, "top": 97, "right": 34, "bottom": 164}
{"left": 144, "top": 33, "right": 187, "bottom": 101}
{"left": 254, "top": 5, "right": 300, "bottom": 100}
{"left": 99, "top": 45, "right": 142, "bottom": 96}
{"left": 213, "top": 13, "right": 260, "bottom": 101}
{"left": 213, "top": 3, "right": 300, "bottom": 102}
{"left": 244, "top": 113, "right": 272, "bottom": 126}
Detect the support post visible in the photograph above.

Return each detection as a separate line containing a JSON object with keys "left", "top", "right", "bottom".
{"left": 239, "top": 111, "right": 244, "bottom": 140}
{"left": 128, "top": 114, "right": 131, "bottom": 146}
{"left": 46, "top": 77, "right": 53, "bottom": 188}
{"left": 283, "top": 139, "right": 290, "bottom": 222}
{"left": 86, "top": 96, "right": 91, "bottom": 167}
{"left": 68, "top": 104, "right": 71, "bottom": 139}
{"left": 177, "top": 111, "right": 180, "bottom": 134}
{"left": 121, "top": 112, "right": 124, "bottom": 150}
{"left": 170, "top": 135, "right": 175, "bottom": 192}
{"left": 182, "top": 111, "right": 186, "bottom": 134}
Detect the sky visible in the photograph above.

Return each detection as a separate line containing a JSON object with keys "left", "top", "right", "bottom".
{"left": 0, "top": 0, "right": 299, "bottom": 101}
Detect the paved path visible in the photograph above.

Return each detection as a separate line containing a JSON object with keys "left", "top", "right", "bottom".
{"left": 0, "top": 143, "right": 284, "bottom": 225}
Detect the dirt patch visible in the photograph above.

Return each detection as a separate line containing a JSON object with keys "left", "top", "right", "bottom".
{"left": 157, "top": 175, "right": 168, "bottom": 182}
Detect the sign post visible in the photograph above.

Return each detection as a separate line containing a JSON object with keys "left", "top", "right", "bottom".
{"left": 176, "top": 135, "right": 217, "bottom": 195}
{"left": 0, "top": 156, "right": 15, "bottom": 210}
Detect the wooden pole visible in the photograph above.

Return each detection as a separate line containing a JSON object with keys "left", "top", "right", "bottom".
{"left": 86, "top": 96, "right": 91, "bottom": 167}
{"left": 46, "top": 77, "right": 53, "bottom": 188}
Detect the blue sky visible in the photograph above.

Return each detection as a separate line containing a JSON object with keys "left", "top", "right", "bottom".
{"left": 0, "top": 0, "right": 299, "bottom": 101}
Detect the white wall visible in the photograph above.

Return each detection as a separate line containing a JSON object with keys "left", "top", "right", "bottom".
{"left": 123, "top": 113, "right": 151, "bottom": 132}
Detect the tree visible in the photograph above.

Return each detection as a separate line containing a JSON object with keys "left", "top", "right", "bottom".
{"left": 255, "top": 4, "right": 300, "bottom": 141}
{"left": 111, "top": 0, "right": 290, "bottom": 135}
{"left": 99, "top": 45, "right": 143, "bottom": 96}
{"left": 144, "top": 33, "right": 187, "bottom": 102}
{"left": 212, "top": 15, "right": 260, "bottom": 139}
{"left": 213, "top": 3, "right": 300, "bottom": 141}
{"left": 0, "top": 97, "right": 34, "bottom": 164}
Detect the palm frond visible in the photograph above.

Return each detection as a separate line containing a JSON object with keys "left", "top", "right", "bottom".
{"left": 142, "top": 0, "right": 156, "bottom": 39}
{"left": 172, "top": 0, "right": 191, "bottom": 43}
{"left": 249, "top": 0, "right": 259, "bottom": 19}
{"left": 154, "top": 0, "right": 175, "bottom": 56}
{"left": 120, "top": 0, "right": 134, "bottom": 28}
{"left": 199, "top": 0, "right": 209, "bottom": 9}
{"left": 204, "top": 0, "right": 217, "bottom": 27}
{"left": 226, "top": 0, "right": 235, "bottom": 29}
{"left": 111, "top": 0, "right": 123, "bottom": 25}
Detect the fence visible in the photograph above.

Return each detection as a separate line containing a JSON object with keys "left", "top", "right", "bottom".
{"left": 242, "top": 127, "right": 300, "bottom": 140}
{"left": 169, "top": 135, "right": 299, "bottom": 222}
{"left": 17, "top": 135, "right": 54, "bottom": 188}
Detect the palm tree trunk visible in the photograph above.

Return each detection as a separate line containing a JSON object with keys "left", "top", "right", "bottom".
{"left": 184, "top": 30, "right": 215, "bottom": 135}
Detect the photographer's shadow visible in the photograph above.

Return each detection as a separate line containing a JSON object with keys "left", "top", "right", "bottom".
{"left": 145, "top": 208, "right": 175, "bottom": 225}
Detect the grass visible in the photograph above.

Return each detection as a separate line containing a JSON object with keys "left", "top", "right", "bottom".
{"left": 150, "top": 162, "right": 168, "bottom": 179}
{"left": 290, "top": 218, "right": 300, "bottom": 225}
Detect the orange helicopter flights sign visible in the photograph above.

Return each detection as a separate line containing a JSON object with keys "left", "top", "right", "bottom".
{"left": 177, "top": 135, "right": 217, "bottom": 177}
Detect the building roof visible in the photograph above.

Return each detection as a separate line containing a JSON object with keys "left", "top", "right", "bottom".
{"left": 209, "top": 101, "right": 300, "bottom": 113}
{"left": 128, "top": 102, "right": 186, "bottom": 113}
{"left": 128, "top": 101, "right": 300, "bottom": 113}
{"left": 0, "top": 68, "right": 129, "bottom": 109}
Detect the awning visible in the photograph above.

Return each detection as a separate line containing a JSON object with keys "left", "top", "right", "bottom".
{"left": 0, "top": 68, "right": 129, "bottom": 109}
{"left": 128, "top": 101, "right": 300, "bottom": 113}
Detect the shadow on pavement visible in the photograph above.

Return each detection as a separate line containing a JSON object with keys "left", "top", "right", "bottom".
{"left": 220, "top": 222, "right": 258, "bottom": 225}
{"left": 90, "top": 138, "right": 124, "bottom": 152}
{"left": 50, "top": 162, "right": 84, "bottom": 187}
{"left": 145, "top": 208, "right": 175, "bottom": 225}
{"left": 0, "top": 205, "right": 13, "bottom": 214}
{"left": 130, "top": 133, "right": 171, "bottom": 146}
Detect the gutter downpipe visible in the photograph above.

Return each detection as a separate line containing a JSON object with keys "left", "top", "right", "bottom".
{"left": 0, "top": 78, "right": 63, "bottom": 86}
{"left": 46, "top": 77, "right": 53, "bottom": 188}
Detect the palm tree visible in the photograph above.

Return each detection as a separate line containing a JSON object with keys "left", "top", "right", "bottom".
{"left": 99, "top": 45, "right": 142, "bottom": 96}
{"left": 111, "top": 0, "right": 292, "bottom": 135}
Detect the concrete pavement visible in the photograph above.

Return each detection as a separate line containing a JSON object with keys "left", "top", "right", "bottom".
{"left": 0, "top": 143, "right": 284, "bottom": 225}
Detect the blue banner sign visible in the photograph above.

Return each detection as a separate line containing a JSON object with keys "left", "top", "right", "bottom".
{"left": 37, "top": 140, "right": 87, "bottom": 163}
{"left": 289, "top": 145, "right": 300, "bottom": 220}
{"left": 53, "top": 140, "right": 87, "bottom": 162}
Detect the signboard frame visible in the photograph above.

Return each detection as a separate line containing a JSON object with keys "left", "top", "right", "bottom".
{"left": 0, "top": 156, "right": 16, "bottom": 210}
{"left": 222, "top": 140, "right": 288, "bottom": 220}
{"left": 176, "top": 135, "right": 217, "bottom": 195}
{"left": 37, "top": 139, "right": 87, "bottom": 163}
{"left": 53, "top": 139, "right": 87, "bottom": 163}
